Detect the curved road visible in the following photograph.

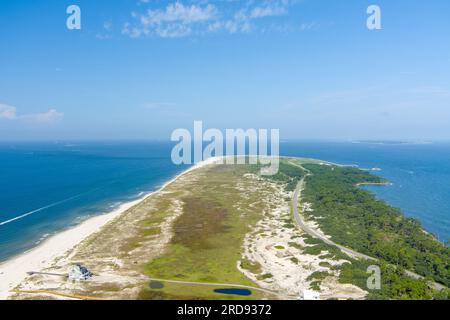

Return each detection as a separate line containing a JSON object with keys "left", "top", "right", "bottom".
{"left": 292, "top": 178, "right": 376, "bottom": 261}
{"left": 291, "top": 162, "right": 446, "bottom": 291}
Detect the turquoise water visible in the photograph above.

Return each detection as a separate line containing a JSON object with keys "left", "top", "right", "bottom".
{"left": 0, "top": 141, "right": 449, "bottom": 262}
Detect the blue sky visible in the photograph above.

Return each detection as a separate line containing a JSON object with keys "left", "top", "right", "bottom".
{"left": 0, "top": 0, "right": 449, "bottom": 140}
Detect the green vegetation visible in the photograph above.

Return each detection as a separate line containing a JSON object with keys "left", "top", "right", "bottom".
{"left": 433, "top": 288, "right": 450, "bottom": 300}
{"left": 270, "top": 161, "right": 449, "bottom": 299}
{"left": 139, "top": 164, "right": 277, "bottom": 300}
{"left": 319, "top": 262, "right": 332, "bottom": 268}
{"left": 251, "top": 160, "right": 305, "bottom": 191}
{"left": 290, "top": 257, "right": 299, "bottom": 264}
{"left": 338, "top": 259, "right": 437, "bottom": 300}
{"left": 258, "top": 273, "right": 273, "bottom": 280}
{"left": 139, "top": 281, "right": 261, "bottom": 300}
{"left": 300, "top": 163, "right": 449, "bottom": 289}
{"left": 307, "top": 271, "right": 331, "bottom": 282}
{"left": 288, "top": 242, "right": 303, "bottom": 250}
{"left": 307, "top": 271, "right": 332, "bottom": 291}
{"left": 302, "top": 234, "right": 348, "bottom": 259}
{"left": 135, "top": 157, "right": 448, "bottom": 300}
{"left": 240, "top": 258, "right": 262, "bottom": 274}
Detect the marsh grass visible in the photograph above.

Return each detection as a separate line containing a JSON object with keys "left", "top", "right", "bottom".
{"left": 141, "top": 164, "right": 273, "bottom": 299}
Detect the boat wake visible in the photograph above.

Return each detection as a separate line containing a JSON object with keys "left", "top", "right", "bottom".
{"left": 0, "top": 191, "right": 96, "bottom": 227}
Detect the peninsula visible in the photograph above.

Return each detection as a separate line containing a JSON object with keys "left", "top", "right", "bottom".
{"left": 1, "top": 157, "right": 448, "bottom": 300}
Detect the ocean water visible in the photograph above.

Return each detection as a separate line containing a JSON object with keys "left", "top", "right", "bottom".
{"left": 0, "top": 141, "right": 187, "bottom": 262}
{"left": 0, "top": 141, "right": 449, "bottom": 262}
{"left": 282, "top": 141, "right": 450, "bottom": 243}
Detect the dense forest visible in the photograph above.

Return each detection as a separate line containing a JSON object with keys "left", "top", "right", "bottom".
{"left": 250, "top": 160, "right": 306, "bottom": 191}
{"left": 268, "top": 161, "right": 305, "bottom": 191}
{"left": 283, "top": 161, "right": 449, "bottom": 299}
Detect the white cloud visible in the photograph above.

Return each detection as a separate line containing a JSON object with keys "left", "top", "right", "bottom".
{"left": 155, "top": 23, "right": 192, "bottom": 38}
{"left": 103, "top": 21, "right": 113, "bottom": 31}
{"left": 250, "top": 5, "right": 288, "bottom": 19}
{"left": 0, "top": 103, "right": 63, "bottom": 125}
{"left": 143, "top": 102, "right": 175, "bottom": 110}
{"left": 22, "top": 109, "right": 64, "bottom": 124}
{"left": 141, "top": 2, "right": 217, "bottom": 25}
{"left": 123, "top": 0, "right": 305, "bottom": 38}
{"left": 96, "top": 20, "right": 114, "bottom": 39}
{"left": 124, "top": 2, "right": 217, "bottom": 38}
{"left": 0, "top": 104, "right": 17, "bottom": 120}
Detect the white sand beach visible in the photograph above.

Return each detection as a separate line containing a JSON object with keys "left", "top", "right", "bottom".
{"left": 0, "top": 157, "right": 221, "bottom": 300}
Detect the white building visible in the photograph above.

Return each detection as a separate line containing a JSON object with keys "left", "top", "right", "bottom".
{"left": 301, "top": 289, "right": 321, "bottom": 300}
{"left": 68, "top": 264, "right": 93, "bottom": 281}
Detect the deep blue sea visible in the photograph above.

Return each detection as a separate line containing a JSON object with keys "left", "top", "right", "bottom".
{"left": 0, "top": 141, "right": 187, "bottom": 262}
{"left": 282, "top": 141, "right": 450, "bottom": 244}
{"left": 0, "top": 141, "right": 449, "bottom": 262}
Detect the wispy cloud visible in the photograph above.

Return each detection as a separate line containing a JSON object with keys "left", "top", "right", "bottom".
{"left": 250, "top": 2, "right": 290, "bottom": 19}
{"left": 0, "top": 103, "right": 63, "bottom": 125}
{"left": 122, "top": 0, "right": 306, "bottom": 38}
{"left": 142, "top": 101, "right": 190, "bottom": 118}
{"left": 21, "top": 109, "right": 64, "bottom": 124}
{"left": 123, "top": 2, "right": 217, "bottom": 38}
{"left": 96, "top": 20, "right": 114, "bottom": 40}
{"left": 408, "top": 86, "right": 450, "bottom": 98}
{"left": 0, "top": 104, "right": 17, "bottom": 120}
{"left": 143, "top": 102, "right": 176, "bottom": 110}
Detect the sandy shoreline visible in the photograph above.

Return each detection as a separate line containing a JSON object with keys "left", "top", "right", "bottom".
{"left": 0, "top": 157, "right": 221, "bottom": 300}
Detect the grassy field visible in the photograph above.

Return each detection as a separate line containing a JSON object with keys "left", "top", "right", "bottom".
{"left": 139, "top": 164, "right": 279, "bottom": 300}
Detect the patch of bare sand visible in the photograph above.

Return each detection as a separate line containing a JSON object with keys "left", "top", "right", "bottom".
{"left": 237, "top": 175, "right": 367, "bottom": 300}
{"left": 8, "top": 162, "right": 212, "bottom": 300}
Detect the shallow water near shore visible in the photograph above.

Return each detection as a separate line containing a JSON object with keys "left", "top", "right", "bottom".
{"left": 0, "top": 141, "right": 186, "bottom": 262}
{"left": 0, "top": 140, "right": 449, "bottom": 263}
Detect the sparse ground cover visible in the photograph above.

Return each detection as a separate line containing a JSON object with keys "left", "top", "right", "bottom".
{"left": 11, "top": 166, "right": 212, "bottom": 299}
{"left": 238, "top": 160, "right": 367, "bottom": 299}
{"left": 139, "top": 281, "right": 262, "bottom": 300}
{"left": 10, "top": 157, "right": 448, "bottom": 300}
{"left": 14, "top": 160, "right": 287, "bottom": 300}
{"left": 140, "top": 164, "right": 278, "bottom": 299}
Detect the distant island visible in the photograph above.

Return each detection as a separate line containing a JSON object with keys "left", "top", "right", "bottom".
{"left": 1, "top": 157, "right": 448, "bottom": 300}
{"left": 351, "top": 140, "right": 433, "bottom": 145}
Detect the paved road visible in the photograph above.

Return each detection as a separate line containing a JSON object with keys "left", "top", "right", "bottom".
{"left": 292, "top": 178, "right": 376, "bottom": 261}
{"left": 290, "top": 162, "right": 446, "bottom": 291}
